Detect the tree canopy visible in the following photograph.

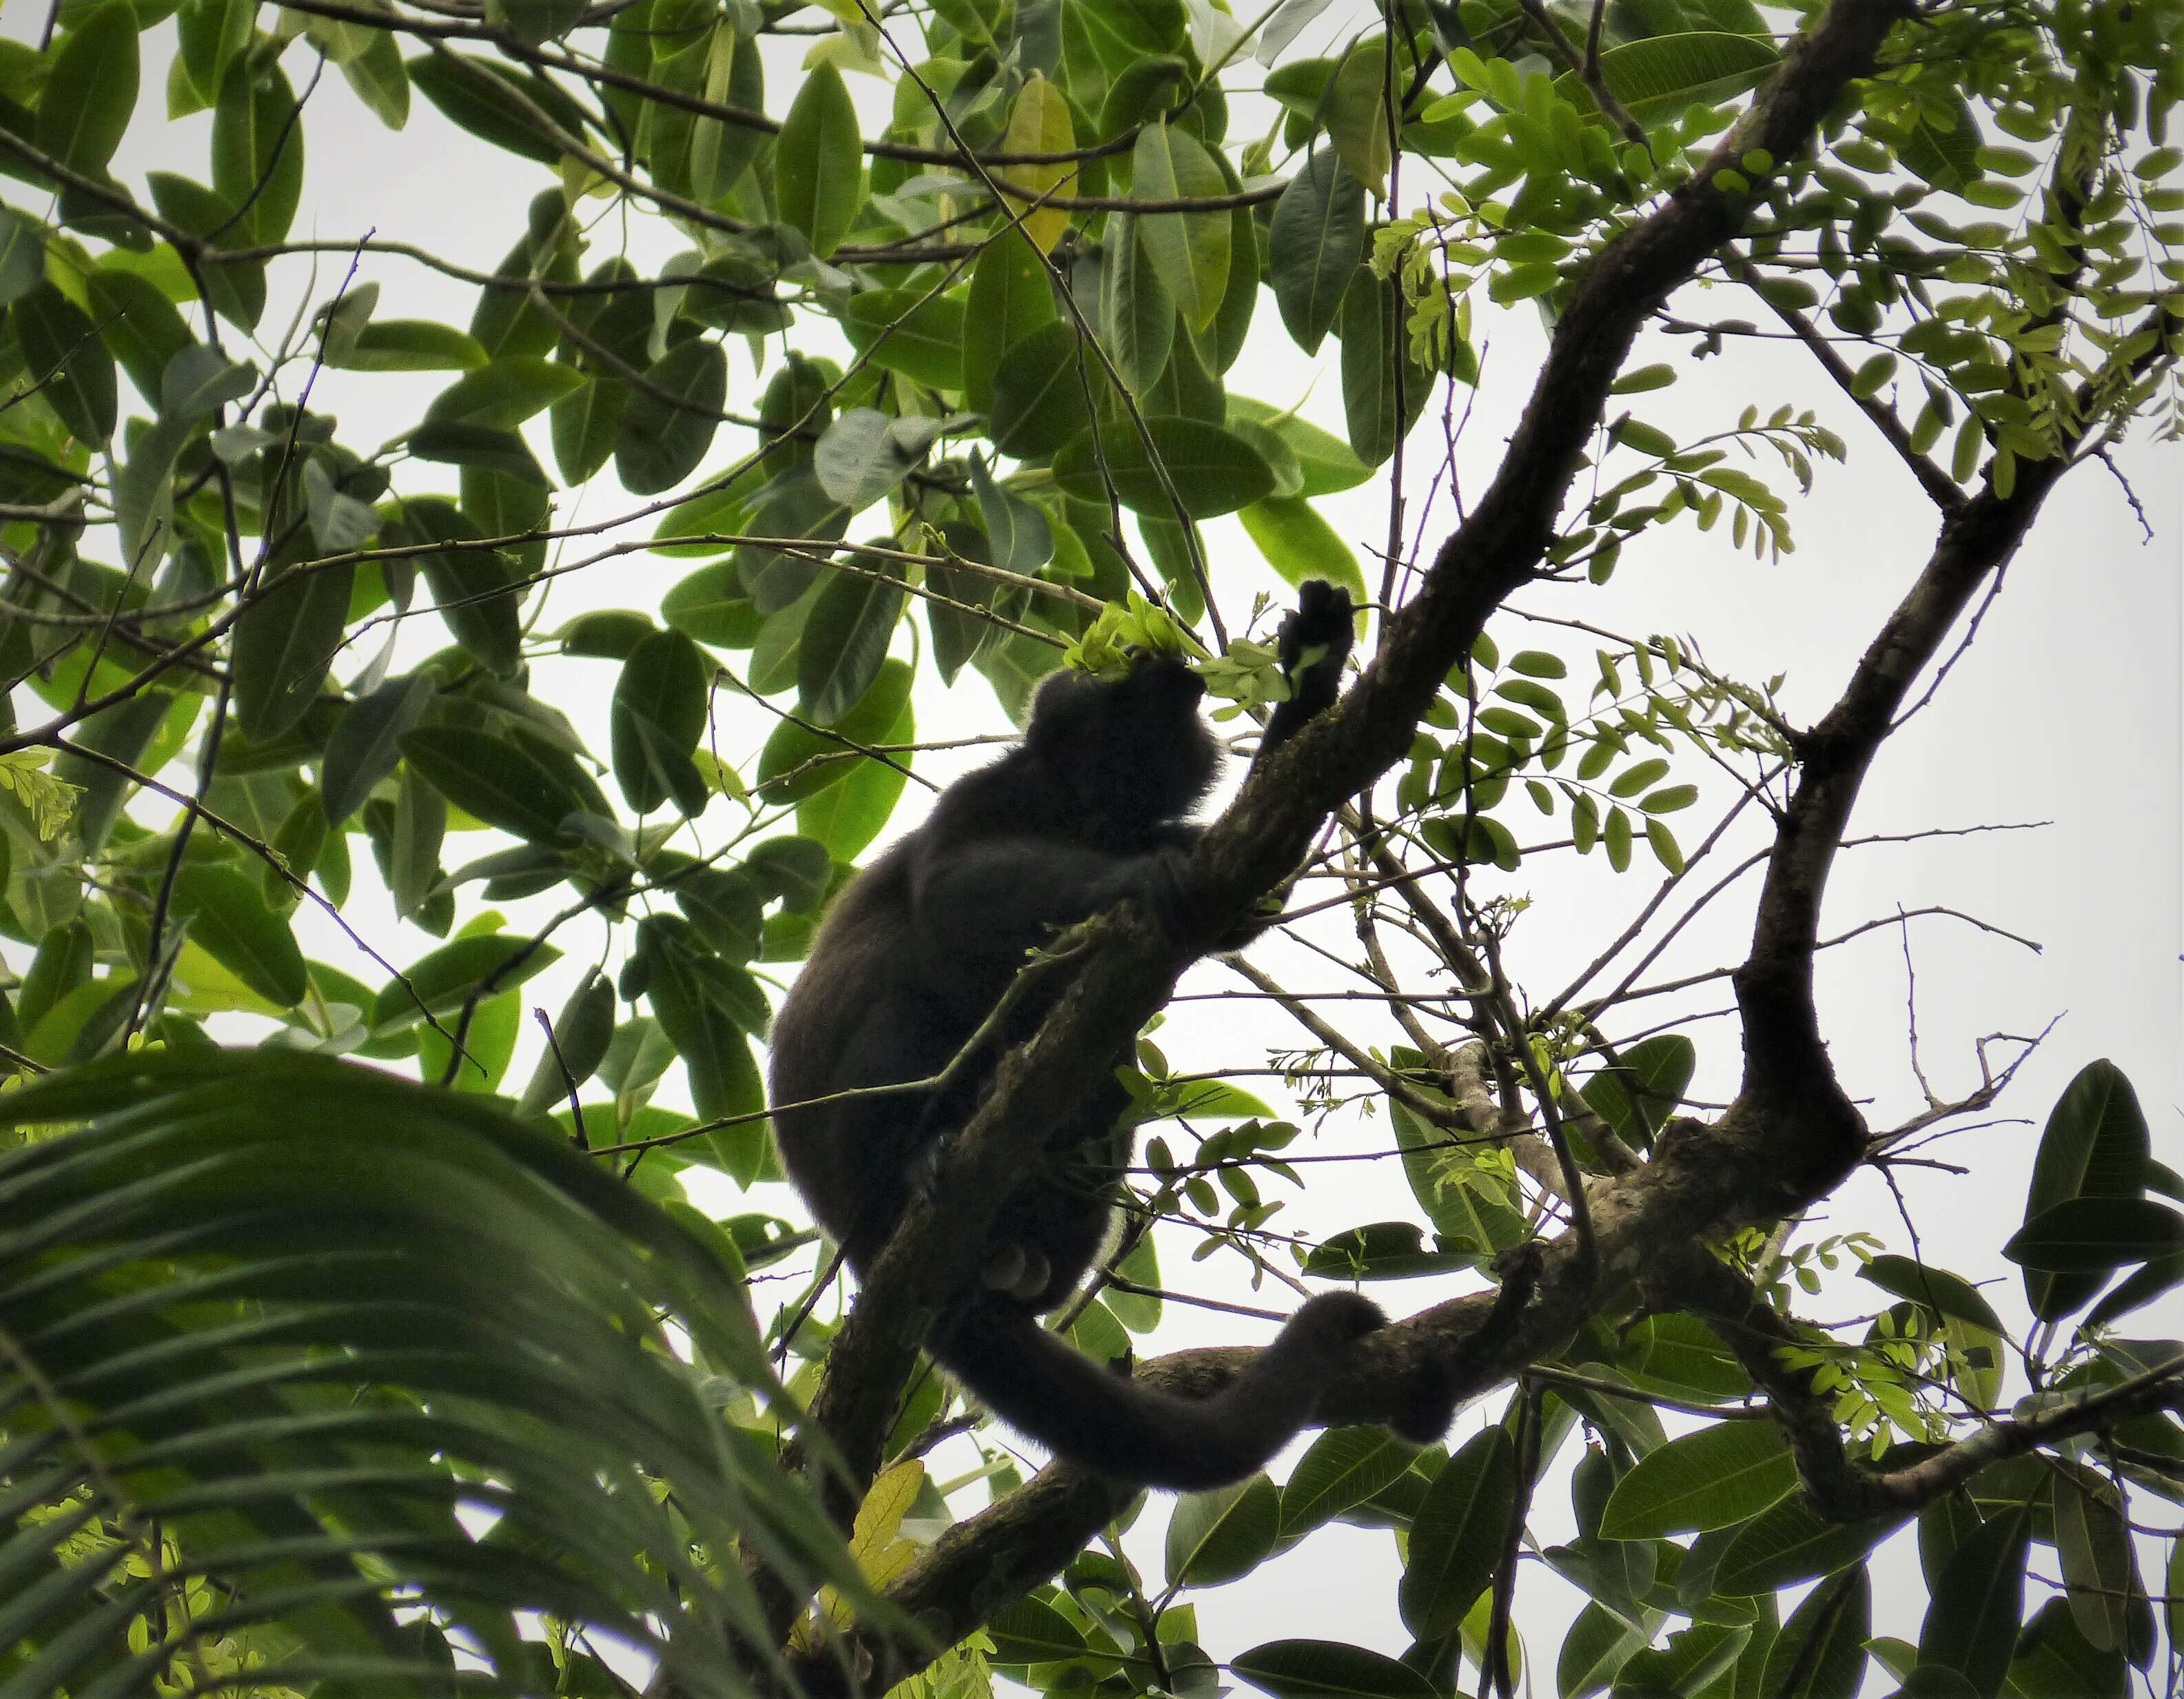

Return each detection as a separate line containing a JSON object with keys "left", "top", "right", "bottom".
{"left": 0, "top": 0, "right": 2177, "bottom": 1691}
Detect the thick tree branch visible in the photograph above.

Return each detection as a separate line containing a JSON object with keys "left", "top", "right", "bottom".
{"left": 1668, "top": 1248, "right": 2184, "bottom": 1523}
{"left": 764, "top": 4, "right": 1948, "bottom": 1687}
{"left": 799, "top": 0, "right": 1912, "bottom": 1513}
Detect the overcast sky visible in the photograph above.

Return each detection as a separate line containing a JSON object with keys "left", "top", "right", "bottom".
{"left": 16, "top": 0, "right": 2181, "bottom": 1680}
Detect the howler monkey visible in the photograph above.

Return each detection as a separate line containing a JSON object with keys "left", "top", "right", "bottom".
{"left": 769, "top": 582, "right": 1459, "bottom": 1488}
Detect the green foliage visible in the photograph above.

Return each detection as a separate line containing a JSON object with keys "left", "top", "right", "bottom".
{"left": 0, "top": 0, "right": 2173, "bottom": 1684}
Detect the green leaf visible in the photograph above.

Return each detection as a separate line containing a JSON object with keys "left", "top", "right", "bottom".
{"left": 964, "top": 228, "right": 1057, "bottom": 414}
{"left": 36, "top": 0, "right": 139, "bottom": 176}
{"left": 407, "top": 52, "right": 572, "bottom": 165}
{"left": 774, "top": 63, "right": 862, "bottom": 258}
{"left": 174, "top": 863, "right": 307, "bottom": 1008}
{"left": 1269, "top": 150, "right": 1365, "bottom": 355}
{"left": 1760, "top": 1567, "right": 1870, "bottom": 1699}
{"left": 1052, "top": 417, "right": 1274, "bottom": 517}
{"left": 1555, "top": 30, "right": 1777, "bottom": 124}
{"left": 2021, "top": 1059, "right": 2150, "bottom": 1320}
{"left": 401, "top": 725, "right": 591, "bottom": 843}
{"left": 1099, "top": 212, "right": 1174, "bottom": 393}
{"left": 812, "top": 408, "right": 943, "bottom": 509}
{"left": 796, "top": 685, "right": 911, "bottom": 861}
{"left": 758, "top": 657, "right": 913, "bottom": 806}
{"left": 232, "top": 555, "right": 356, "bottom": 741}
{"left": 1600, "top": 1421, "right": 1795, "bottom": 1539}
{"left": 1857, "top": 1254, "right": 2004, "bottom": 1334}
{"left": 1278, "top": 1428, "right": 1419, "bottom": 1542}
{"left": 797, "top": 556, "right": 905, "bottom": 727}
{"left": 330, "top": 318, "right": 491, "bottom": 372}
{"left": 1581, "top": 1033, "right": 1694, "bottom": 1150}
{"left": 338, "top": 25, "right": 410, "bottom": 127}
{"left": 12, "top": 284, "right": 117, "bottom": 446}
{"left": 553, "top": 374, "right": 628, "bottom": 484}
{"left": 1228, "top": 397, "right": 1374, "bottom": 496}
{"left": 374, "top": 932, "right": 562, "bottom": 1029}
{"left": 1338, "top": 267, "right": 1429, "bottom": 467}
{"left": 617, "top": 339, "right": 727, "bottom": 495}
{"left": 841, "top": 287, "right": 968, "bottom": 390}
{"left": 2003, "top": 1197, "right": 2183, "bottom": 1272}
{"left": 1399, "top": 1426, "right": 1513, "bottom": 1636}
{"left": 321, "top": 672, "right": 436, "bottom": 826}
{"left": 990, "top": 321, "right": 1095, "bottom": 459}
{"left": 1713, "top": 1494, "right": 1905, "bottom": 1596}
{"left": 392, "top": 497, "right": 526, "bottom": 678}
{"left": 644, "top": 926, "right": 765, "bottom": 1130}
{"left": 487, "top": 0, "right": 586, "bottom": 45}
{"left": 1232, "top": 1640, "right": 1439, "bottom": 1699}
{"left": 612, "top": 629, "right": 713, "bottom": 815}
{"left": 212, "top": 58, "right": 304, "bottom": 245}
{"left": 1238, "top": 497, "right": 1367, "bottom": 604}
{"left": 988, "top": 1596, "right": 1089, "bottom": 1665}
{"left": 1619, "top": 1313, "right": 1749, "bottom": 1400}
{"left": 0, "top": 208, "right": 45, "bottom": 309}
{"left": 425, "top": 355, "right": 584, "bottom": 430}
{"left": 1919, "top": 1507, "right": 2029, "bottom": 1699}
{"left": 664, "top": 561, "right": 764, "bottom": 649}
{"left": 1166, "top": 1474, "right": 1279, "bottom": 1587}
{"left": 2053, "top": 1467, "right": 2141, "bottom": 1658}
{"left": 1132, "top": 121, "right": 1229, "bottom": 332}
{"left": 0, "top": 1046, "right": 859, "bottom": 1682}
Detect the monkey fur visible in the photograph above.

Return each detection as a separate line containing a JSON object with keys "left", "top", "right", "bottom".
{"left": 769, "top": 582, "right": 1462, "bottom": 1488}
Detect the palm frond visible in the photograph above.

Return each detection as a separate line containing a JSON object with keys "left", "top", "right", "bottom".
{"left": 0, "top": 1050, "right": 885, "bottom": 1698}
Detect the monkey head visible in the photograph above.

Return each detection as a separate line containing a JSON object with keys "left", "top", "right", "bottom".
{"left": 1022, "top": 654, "right": 1219, "bottom": 844}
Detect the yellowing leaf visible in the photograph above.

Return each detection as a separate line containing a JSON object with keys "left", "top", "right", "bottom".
{"left": 0, "top": 752, "right": 81, "bottom": 842}
{"left": 1000, "top": 74, "right": 1076, "bottom": 254}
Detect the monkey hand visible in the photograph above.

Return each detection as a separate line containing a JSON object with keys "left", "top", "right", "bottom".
{"left": 1276, "top": 580, "right": 1355, "bottom": 684}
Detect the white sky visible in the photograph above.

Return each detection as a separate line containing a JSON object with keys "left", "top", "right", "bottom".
{"left": 12, "top": 0, "right": 2180, "bottom": 1683}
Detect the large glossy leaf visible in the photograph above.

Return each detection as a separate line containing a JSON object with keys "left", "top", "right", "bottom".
{"left": 391, "top": 497, "right": 526, "bottom": 678}
{"left": 1581, "top": 1033, "right": 1695, "bottom": 1150}
{"left": 36, "top": 0, "right": 139, "bottom": 176}
{"left": 1338, "top": 265, "right": 1432, "bottom": 467}
{"left": 401, "top": 724, "right": 592, "bottom": 843}
{"left": 1239, "top": 496, "right": 1367, "bottom": 602}
{"left": 1713, "top": 1495, "right": 1905, "bottom": 1597}
{"left": 373, "top": 931, "right": 562, "bottom": 1030}
{"left": 797, "top": 555, "right": 904, "bottom": 727}
{"left": 2003, "top": 1197, "right": 2183, "bottom": 1272}
{"left": 612, "top": 628, "right": 713, "bottom": 815}
{"left": 232, "top": 554, "right": 357, "bottom": 741}
{"left": 1133, "top": 121, "right": 1229, "bottom": 331}
{"left": 617, "top": 339, "right": 728, "bottom": 494}
{"left": 1600, "top": 1420, "right": 1795, "bottom": 1539}
{"left": 12, "top": 285, "right": 118, "bottom": 447}
{"left": 991, "top": 321, "right": 1096, "bottom": 459}
{"left": 1167, "top": 1474, "right": 1279, "bottom": 1587}
{"left": 321, "top": 672, "right": 436, "bottom": 826}
{"left": 774, "top": 63, "right": 861, "bottom": 258}
{"left": 1052, "top": 417, "right": 1274, "bottom": 516}
{"left": 172, "top": 863, "right": 308, "bottom": 1008}
{"left": 999, "top": 72, "right": 1076, "bottom": 254}
{"left": 211, "top": 58, "right": 304, "bottom": 245}
{"left": 1269, "top": 149, "right": 1365, "bottom": 354}
{"left": 1278, "top": 1428, "right": 1419, "bottom": 1543}
{"left": 1759, "top": 1564, "right": 1869, "bottom": 1698}
{"left": 964, "top": 228, "right": 1058, "bottom": 414}
{"left": 1918, "top": 1506, "right": 2029, "bottom": 1699}
{"left": 1232, "top": 1639, "right": 1439, "bottom": 1699}
{"left": 1398, "top": 1426, "right": 1513, "bottom": 1636}
{"left": 0, "top": 1049, "right": 877, "bottom": 1694}
{"left": 1556, "top": 30, "right": 1778, "bottom": 123}
{"left": 2020, "top": 1059, "right": 2150, "bottom": 1320}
